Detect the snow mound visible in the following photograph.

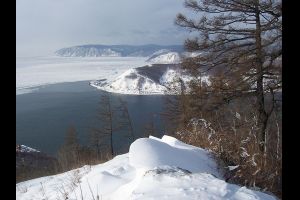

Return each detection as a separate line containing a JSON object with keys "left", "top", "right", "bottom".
{"left": 16, "top": 135, "right": 277, "bottom": 200}
{"left": 129, "top": 137, "right": 219, "bottom": 176}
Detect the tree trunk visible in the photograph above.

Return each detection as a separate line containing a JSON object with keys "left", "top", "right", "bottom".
{"left": 107, "top": 95, "right": 114, "bottom": 156}
{"left": 255, "top": 1, "right": 268, "bottom": 152}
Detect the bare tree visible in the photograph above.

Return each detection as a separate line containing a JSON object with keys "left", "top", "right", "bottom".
{"left": 57, "top": 125, "right": 81, "bottom": 171}
{"left": 89, "top": 94, "right": 136, "bottom": 157}
{"left": 115, "top": 97, "right": 135, "bottom": 142}
{"left": 175, "top": 0, "right": 282, "bottom": 151}
{"left": 143, "top": 113, "right": 158, "bottom": 138}
{"left": 89, "top": 93, "right": 114, "bottom": 157}
{"left": 161, "top": 75, "right": 204, "bottom": 137}
{"left": 161, "top": 96, "right": 180, "bottom": 135}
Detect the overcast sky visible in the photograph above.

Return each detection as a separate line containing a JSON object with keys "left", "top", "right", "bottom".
{"left": 16, "top": 0, "right": 192, "bottom": 56}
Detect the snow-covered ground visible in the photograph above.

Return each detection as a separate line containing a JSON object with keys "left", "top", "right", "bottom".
{"left": 16, "top": 145, "right": 40, "bottom": 153}
{"left": 16, "top": 56, "right": 147, "bottom": 95}
{"left": 147, "top": 51, "right": 181, "bottom": 64}
{"left": 16, "top": 135, "right": 276, "bottom": 200}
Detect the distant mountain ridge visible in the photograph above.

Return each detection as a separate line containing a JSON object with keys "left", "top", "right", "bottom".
{"left": 55, "top": 44, "right": 184, "bottom": 57}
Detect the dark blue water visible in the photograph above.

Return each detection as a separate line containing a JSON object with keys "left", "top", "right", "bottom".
{"left": 16, "top": 81, "right": 169, "bottom": 155}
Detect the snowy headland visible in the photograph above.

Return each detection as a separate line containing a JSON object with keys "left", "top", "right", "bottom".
{"left": 16, "top": 46, "right": 208, "bottom": 95}
{"left": 16, "top": 56, "right": 147, "bottom": 95}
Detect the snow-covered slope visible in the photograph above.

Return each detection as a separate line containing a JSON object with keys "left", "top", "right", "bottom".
{"left": 90, "top": 68, "right": 166, "bottom": 95}
{"left": 146, "top": 51, "right": 182, "bottom": 64}
{"left": 90, "top": 64, "right": 194, "bottom": 95}
{"left": 16, "top": 135, "right": 276, "bottom": 200}
{"left": 91, "top": 68, "right": 166, "bottom": 95}
{"left": 16, "top": 145, "right": 40, "bottom": 153}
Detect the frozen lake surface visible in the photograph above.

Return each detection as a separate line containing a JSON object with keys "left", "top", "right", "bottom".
{"left": 16, "top": 56, "right": 147, "bottom": 95}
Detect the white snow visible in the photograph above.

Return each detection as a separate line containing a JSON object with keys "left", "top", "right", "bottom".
{"left": 148, "top": 49, "right": 171, "bottom": 57}
{"left": 16, "top": 135, "right": 276, "bottom": 200}
{"left": 16, "top": 145, "right": 40, "bottom": 153}
{"left": 182, "top": 51, "right": 202, "bottom": 58}
{"left": 147, "top": 52, "right": 181, "bottom": 64}
{"left": 16, "top": 56, "right": 147, "bottom": 95}
{"left": 159, "top": 68, "right": 193, "bottom": 91}
{"left": 228, "top": 165, "right": 239, "bottom": 171}
{"left": 129, "top": 137, "right": 219, "bottom": 175}
{"left": 90, "top": 68, "right": 167, "bottom": 95}
{"left": 90, "top": 67, "right": 197, "bottom": 95}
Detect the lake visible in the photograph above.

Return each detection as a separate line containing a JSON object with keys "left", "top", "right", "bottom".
{"left": 16, "top": 81, "right": 171, "bottom": 156}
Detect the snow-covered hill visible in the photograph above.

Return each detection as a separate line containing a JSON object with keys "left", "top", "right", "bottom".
{"left": 90, "top": 64, "right": 195, "bottom": 95}
{"left": 146, "top": 50, "right": 182, "bottom": 64}
{"left": 16, "top": 135, "right": 276, "bottom": 200}
{"left": 55, "top": 44, "right": 183, "bottom": 57}
{"left": 91, "top": 68, "right": 166, "bottom": 95}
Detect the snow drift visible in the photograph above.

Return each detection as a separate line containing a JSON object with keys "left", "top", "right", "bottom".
{"left": 129, "top": 137, "right": 218, "bottom": 175}
{"left": 16, "top": 135, "right": 276, "bottom": 200}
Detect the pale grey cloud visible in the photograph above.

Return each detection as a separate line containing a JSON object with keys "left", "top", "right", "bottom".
{"left": 16, "top": 0, "right": 190, "bottom": 56}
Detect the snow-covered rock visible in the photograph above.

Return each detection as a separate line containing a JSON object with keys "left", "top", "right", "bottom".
{"left": 16, "top": 135, "right": 277, "bottom": 200}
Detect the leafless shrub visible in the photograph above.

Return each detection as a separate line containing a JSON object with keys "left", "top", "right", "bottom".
{"left": 175, "top": 97, "right": 281, "bottom": 198}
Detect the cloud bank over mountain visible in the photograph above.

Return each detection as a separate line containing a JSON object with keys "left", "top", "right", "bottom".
{"left": 17, "top": 0, "right": 191, "bottom": 56}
